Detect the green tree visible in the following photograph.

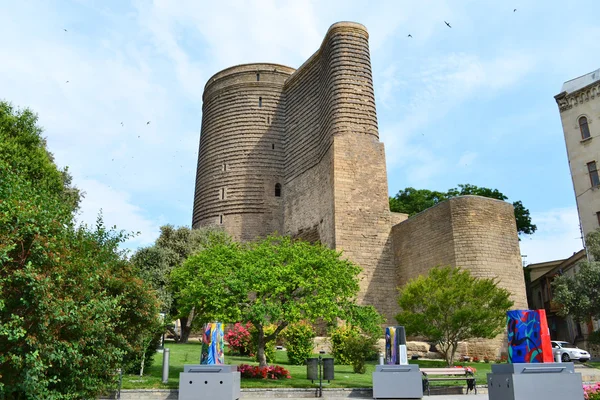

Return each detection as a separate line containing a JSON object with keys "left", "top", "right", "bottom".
{"left": 389, "top": 184, "right": 536, "bottom": 237}
{"left": 0, "top": 162, "right": 160, "bottom": 399}
{"left": 171, "top": 235, "right": 383, "bottom": 367}
{"left": 0, "top": 101, "right": 160, "bottom": 398}
{"left": 131, "top": 225, "right": 231, "bottom": 343}
{"left": 553, "top": 230, "right": 600, "bottom": 323}
{"left": 396, "top": 266, "right": 513, "bottom": 366}
{"left": 0, "top": 100, "right": 80, "bottom": 211}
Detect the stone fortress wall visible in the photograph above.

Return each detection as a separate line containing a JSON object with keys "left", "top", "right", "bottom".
{"left": 192, "top": 22, "right": 527, "bottom": 358}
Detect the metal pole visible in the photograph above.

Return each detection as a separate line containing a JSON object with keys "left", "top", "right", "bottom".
{"left": 117, "top": 368, "right": 122, "bottom": 399}
{"left": 318, "top": 355, "right": 323, "bottom": 397}
{"left": 379, "top": 352, "right": 384, "bottom": 365}
{"left": 162, "top": 348, "right": 170, "bottom": 384}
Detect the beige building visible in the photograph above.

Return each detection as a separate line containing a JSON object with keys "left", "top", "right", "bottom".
{"left": 526, "top": 250, "right": 600, "bottom": 354}
{"left": 192, "top": 22, "right": 527, "bottom": 357}
{"left": 555, "top": 69, "right": 600, "bottom": 243}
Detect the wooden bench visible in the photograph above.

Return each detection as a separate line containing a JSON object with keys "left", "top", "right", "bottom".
{"left": 420, "top": 367, "right": 477, "bottom": 395}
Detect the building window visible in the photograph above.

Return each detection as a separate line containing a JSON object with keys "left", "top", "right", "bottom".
{"left": 221, "top": 188, "right": 225, "bottom": 199}
{"left": 597, "top": 211, "right": 600, "bottom": 226}
{"left": 271, "top": 143, "right": 275, "bottom": 150}
{"left": 275, "top": 183, "right": 281, "bottom": 197}
{"left": 222, "top": 163, "right": 227, "bottom": 172}
{"left": 259, "top": 97, "right": 262, "bottom": 107}
{"left": 267, "top": 116, "right": 270, "bottom": 124}
{"left": 219, "top": 214, "right": 223, "bottom": 224}
{"left": 580, "top": 116, "right": 591, "bottom": 140}
{"left": 256, "top": 73, "right": 260, "bottom": 81}
{"left": 588, "top": 161, "right": 600, "bottom": 187}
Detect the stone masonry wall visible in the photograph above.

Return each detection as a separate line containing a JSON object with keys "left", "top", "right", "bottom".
{"left": 192, "top": 64, "right": 294, "bottom": 240}
{"left": 391, "top": 196, "right": 527, "bottom": 358}
{"left": 392, "top": 200, "right": 457, "bottom": 288}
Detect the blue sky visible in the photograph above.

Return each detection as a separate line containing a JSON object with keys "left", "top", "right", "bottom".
{"left": 1, "top": 0, "right": 599, "bottom": 263}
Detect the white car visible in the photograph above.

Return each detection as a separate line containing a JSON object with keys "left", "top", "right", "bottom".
{"left": 551, "top": 341, "right": 590, "bottom": 362}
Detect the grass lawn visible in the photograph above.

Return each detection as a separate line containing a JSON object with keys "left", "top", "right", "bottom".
{"left": 121, "top": 341, "right": 492, "bottom": 390}
{"left": 588, "top": 362, "right": 600, "bottom": 369}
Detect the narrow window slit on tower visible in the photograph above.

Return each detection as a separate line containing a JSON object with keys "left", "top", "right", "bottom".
{"left": 221, "top": 188, "right": 225, "bottom": 199}
{"left": 223, "top": 163, "right": 227, "bottom": 172}
{"left": 259, "top": 97, "right": 262, "bottom": 107}
{"left": 256, "top": 73, "right": 260, "bottom": 81}
{"left": 588, "top": 161, "right": 600, "bottom": 187}
{"left": 267, "top": 116, "right": 270, "bottom": 124}
{"left": 219, "top": 214, "right": 223, "bottom": 224}
{"left": 272, "top": 143, "right": 275, "bottom": 150}
{"left": 275, "top": 183, "right": 281, "bottom": 197}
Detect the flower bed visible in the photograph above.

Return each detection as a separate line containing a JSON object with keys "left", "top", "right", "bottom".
{"left": 585, "top": 383, "right": 600, "bottom": 400}
{"left": 238, "top": 364, "right": 291, "bottom": 380}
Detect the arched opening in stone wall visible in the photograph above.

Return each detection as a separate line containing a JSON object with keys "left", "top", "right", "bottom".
{"left": 580, "top": 116, "right": 590, "bottom": 139}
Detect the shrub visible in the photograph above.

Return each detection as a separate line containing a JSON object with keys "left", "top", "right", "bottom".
{"left": 483, "top": 356, "right": 490, "bottom": 363}
{"left": 329, "top": 325, "right": 377, "bottom": 373}
{"left": 283, "top": 321, "right": 316, "bottom": 365}
{"left": 225, "top": 322, "right": 253, "bottom": 355}
{"left": 238, "top": 364, "right": 291, "bottom": 380}
{"left": 330, "top": 325, "right": 360, "bottom": 365}
{"left": 249, "top": 324, "right": 277, "bottom": 364}
{"left": 495, "top": 355, "right": 508, "bottom": 363}
{"left": 345, "top": 335, "right": 377, "bottom": 374}
{"left": 472, "top": 356, "right": 480, "bottom": 363}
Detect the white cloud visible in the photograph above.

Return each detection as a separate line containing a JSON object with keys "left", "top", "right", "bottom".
{"left": 519, "top": 207, "right": 583, "bottom": 265}
{"left": 74, "top": 178, "right": 161, "bottom": 248}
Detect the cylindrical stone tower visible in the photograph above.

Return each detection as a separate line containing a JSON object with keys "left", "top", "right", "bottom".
{"left": 192, "top": 63, "right": 295, "bottom": 241}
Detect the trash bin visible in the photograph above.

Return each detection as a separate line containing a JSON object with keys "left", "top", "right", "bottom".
{"left": 306, "top": 358, "right": 318, "bottom": 381}
{"left": 323, "top": 358, "right": 334, "bottom": 381}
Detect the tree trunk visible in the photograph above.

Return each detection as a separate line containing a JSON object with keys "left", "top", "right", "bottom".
{"left": 257, "top": 327, "right": 268, "bottom": 367}
{"left": 178, "top": 307, "right": 196, "bottom": 344}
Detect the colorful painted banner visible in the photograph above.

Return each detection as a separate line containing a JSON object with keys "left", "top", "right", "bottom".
{"left": 507, "top": 310, "right": 553, "bottom": 363}
{"left": 385, "top": 326, "right": 398, "bottom": 364}
{"left": 200, "top": 322, "right": 225, "bottom": 365}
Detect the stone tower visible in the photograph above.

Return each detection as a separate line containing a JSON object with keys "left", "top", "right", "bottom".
{"left": 193, "top": 22, "right": 528, "bottom": 354}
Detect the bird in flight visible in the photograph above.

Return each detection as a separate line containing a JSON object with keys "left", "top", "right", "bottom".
{"left": 121, "top": 122, "right": 124, "bottom": 126}
{"left": 63, "top": 28, "right": 67, "bottom": 32}
{"left": 138, "top": 135, "right": 140, "bottom": 138}
{"left": 407, "top": 34, "right": 413, "bottom": 38}
{"left": 146, "top": 121, "right": 150, "bottom": 125}
{"left": 444, "top": 21, "right": 452, "bottom": 28}
{"left": 65, "top": 80, "right": 69, "bottom": 83}
{"left": 514, "top": 8, "right": 517, "bottom": 12}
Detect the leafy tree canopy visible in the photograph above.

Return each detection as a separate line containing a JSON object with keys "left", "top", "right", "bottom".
{"left": 396, "top": 266, "right": 513, "bottom": 366}
{"left": 0, "top": 101, "right": 159, "bottom": 398}
{"left": 553, "top": 229, "right": 600, "bottom": 322}
{"left": 0, "top": 161, "right": 160, "bottom": 399}
{"left": 389, "top": 184, "right": 536, "bottom": 236}
{"left": 131, "top": 225, "right": 231, "bottom": 343}
{"left": 0, "top": 100, "right": 80, "bottom": 211}
{"left": 171, "top": 235, "right": 383, "bottom": 366}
